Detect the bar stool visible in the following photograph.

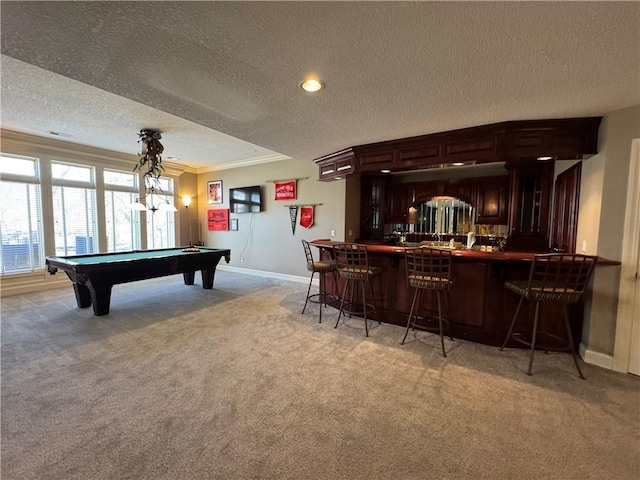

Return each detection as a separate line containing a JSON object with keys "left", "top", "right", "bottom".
{"left": 401, "top": 247, "right": 455, "bottom": 357}
{"left": 301, "top": 240, "right": 338, "bottom": 323}
{"left": 333, "top": 243, "right": 382, "bottom": 337}
{"left": 499, "top": 253, "right": 597, "bottom": 379}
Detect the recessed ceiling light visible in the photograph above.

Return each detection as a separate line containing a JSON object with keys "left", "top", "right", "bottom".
{"left": 381, "top": 169, "right": 391, "bottom": 174}
{"left": 451, "top": 162, "right": 465, "bottom": 166}
{"left": 300, "top": 79, "right": 323, "bottom": 92}
{"left": 537, "top": 156, "right": 553, "bottom": 161}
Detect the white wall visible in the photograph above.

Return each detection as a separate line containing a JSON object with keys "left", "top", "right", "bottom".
{"left": 196, "top": 159, "right": 346, "bottom": 279}
{"left": 579, "top": 105, "right": 640, "bottom": 365}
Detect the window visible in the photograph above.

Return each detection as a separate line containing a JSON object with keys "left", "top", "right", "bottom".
{"left": 0, "top": 154, "right": 44, "bottom": 273}
{"left": 104, "top": 169, "right": 141, "bottom": 252}
{"left": 51, "top": 161, "right": 98, "bottom": 256}
{"left": 1, "top": 144, "right": 179, "bottom": 278}
{"left": 146, "top": 177, "right": 176, "bottom": 249}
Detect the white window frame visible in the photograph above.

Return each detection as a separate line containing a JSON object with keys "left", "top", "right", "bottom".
{"left": 1, "top": 132, "right": 182, "bottom": 282}
{"left": 0, "top": 154, "right": 45, "bottom": 274}
{"left": 104, "top": 168, "right": 142, "bottom": 252}
{"left": 50, "top": 160, "right": 98, "bottom": 256}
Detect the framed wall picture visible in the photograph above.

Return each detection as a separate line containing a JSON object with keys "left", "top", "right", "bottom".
{"left": 208, "top": 180, "right": 223, "bottom": 204}
{"left": 230, "top": 218, "right": 238, "bottom": 231}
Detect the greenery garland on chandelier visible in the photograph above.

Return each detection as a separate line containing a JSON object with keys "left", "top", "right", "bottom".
{"left": 134, "top": 129, "right": 165, "bottom": 179}
{"left": 129, "top": 129, "right": 176, "bottom": 213}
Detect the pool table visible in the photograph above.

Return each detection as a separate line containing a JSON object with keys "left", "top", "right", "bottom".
{"left": 46, "top": 247, "right": 231, "bottom": 316}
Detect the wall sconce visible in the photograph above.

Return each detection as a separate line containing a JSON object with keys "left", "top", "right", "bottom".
{"left": 182, "top": 195, "right": 192, "bottom": 208}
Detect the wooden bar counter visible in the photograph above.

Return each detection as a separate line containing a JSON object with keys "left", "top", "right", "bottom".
{"left": 312, "top": 239, "right": 619, "bottom": 347}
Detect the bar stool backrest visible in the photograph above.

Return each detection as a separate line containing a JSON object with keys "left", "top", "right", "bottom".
{"left": 405, "top": 247, "right": 453, "bottom": 285}
{"left": 333, "top": 243, "right": 371, "bottom": 279}
{"left": 301, "top": 239, "right": 315, "bottom": 269}
{"left": 527, "top": 254, "right": 597, "bottom": 302}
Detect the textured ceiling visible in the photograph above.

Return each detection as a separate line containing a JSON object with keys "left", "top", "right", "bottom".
{"left": 1, "top": 1, "right": 639, "bottom": 172}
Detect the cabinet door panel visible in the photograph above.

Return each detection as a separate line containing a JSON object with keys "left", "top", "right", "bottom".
{"left": 506, "top": 162, "right": 553, "bottom": 251}
{"left": 476, "top": 177, "right": 508, "bottom": 224}
{"left": 551, "top": 162, "right": 581, "bottom": 253}
{"left": 360, "top": 176, "right": 385, "bottom": 240}
{"left": 388, "top": 185, "right": 409, "bottom": 223}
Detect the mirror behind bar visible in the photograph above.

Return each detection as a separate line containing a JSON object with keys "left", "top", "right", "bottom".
{"left": 409, "top": 196, "right": 474, "bottom": 235}
{"left": 385, "top": 196, "right": 507, "bottom": 248}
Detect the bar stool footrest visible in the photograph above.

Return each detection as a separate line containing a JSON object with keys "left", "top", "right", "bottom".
{"left": 338, "top": 301, "right": 379, "bottom": 320}
{"left": 307, "top": 293, "right": 340, "bottom": 308}
{"left": 509, "top": 331, "right": 573, "bottom": 352}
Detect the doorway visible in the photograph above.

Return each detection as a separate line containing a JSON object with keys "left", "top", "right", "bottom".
{"left": 613, "top": 138, "right": 640, "bottom": 375}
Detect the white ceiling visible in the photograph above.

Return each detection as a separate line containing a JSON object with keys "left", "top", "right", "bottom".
{"left": 1, "top": 1, "right": 639, "bottom": 172}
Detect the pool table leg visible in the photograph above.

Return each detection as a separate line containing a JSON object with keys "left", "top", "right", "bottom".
{"left": 72, "top": 283, "right": 92, "bottom": 308}
{"left": 201, "top": 269, "right": 216, "bottom": 289}
{"left": 88, "top": 286, "right": 113, "bottom": 316}
{"left": 183, "top": 271, "right": 196, "bottom": 285}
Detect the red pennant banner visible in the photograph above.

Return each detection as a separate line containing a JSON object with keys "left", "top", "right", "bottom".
{"left": 299, "top": 206, "right": 314, "bottom": 229}
{"left": 275, "top": 180, "right": 296, "bottom": 200}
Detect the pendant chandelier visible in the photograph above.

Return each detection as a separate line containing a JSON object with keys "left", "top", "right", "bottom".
{"left": 130, "top": 129, "right": 177, "bottom": 213}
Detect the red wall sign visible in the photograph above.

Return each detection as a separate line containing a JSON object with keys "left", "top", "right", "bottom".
{"left": 275, "top": 180, "right": 296, "bottom": 200}
{"left": 208, "top": 209, "right": 229, "bottom": 231}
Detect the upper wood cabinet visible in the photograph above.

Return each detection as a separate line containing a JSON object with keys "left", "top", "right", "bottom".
{"left": 316, "top": 148, "right": 355, "bottom": 180}
{"left": 551, "top": 163, "right": 582, "bottom": 253}
{"left": 356, "top": 149, "right": 395, "bottom": 173}
{"left": 360, "top": 176, "right": 386, "bottom": 240}
{"left": 505, "top": 161, "right": 554, "bottom": 252}
{"left": 475, "top": 177, "right": 508, "bottom": 224}
{"left": 315, "top": 117, "right": 601, "bottom": 181}
{"left": 387, "top": 184, "right": 409, "bottom": 223}
{"left": 444, "top": 181, "right": 475, "bottom": 204}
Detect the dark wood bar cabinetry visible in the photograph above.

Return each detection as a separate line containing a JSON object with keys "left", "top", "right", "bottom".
{"left": 312, "top": 117, "right": 609, "bottom": 349}
{"left": 315, "top": 117, "right": 602, "bottom": 252}
{"left": 316, "top": 118, "right": 600, "bottom": 180}
{"left": 313, "top": 241, "right": 617, "bottom": 348}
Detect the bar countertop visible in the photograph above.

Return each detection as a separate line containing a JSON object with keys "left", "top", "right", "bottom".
{"left": 310, "top": 239, "right": 620, "bottom": 265}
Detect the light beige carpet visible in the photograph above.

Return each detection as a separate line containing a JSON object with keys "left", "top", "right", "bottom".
{"left": 2, "top": 271, "right": 639, "bottom": 480}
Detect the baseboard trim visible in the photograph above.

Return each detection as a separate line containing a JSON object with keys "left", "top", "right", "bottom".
{"left": 1, "top": 271, "right": 69, "bottom": 297}
{"left": 579, "top": 344, "right": 614, "bottom": 370}
{"left": 217, "top": 265, "right": 315, "bottom": 286}
{"left": 1, "top": 265, "right": 314, "bottom": 297}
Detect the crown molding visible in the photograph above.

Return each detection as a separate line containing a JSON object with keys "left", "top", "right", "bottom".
{"left": 0, "top": 128, "right": 188, "bottom": 175}
{"left": 195, "top": 153, "right": 291, "bottom": 174}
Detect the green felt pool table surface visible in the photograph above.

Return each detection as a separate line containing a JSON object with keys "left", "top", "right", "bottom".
{"left": 54, "top": 247, "right": 226, "bottom": 265}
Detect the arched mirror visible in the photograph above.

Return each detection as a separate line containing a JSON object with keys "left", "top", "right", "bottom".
{"left": 409, "top": 196, "right": 474, "bottom": 234}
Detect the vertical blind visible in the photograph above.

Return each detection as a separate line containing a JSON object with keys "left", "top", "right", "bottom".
{"left": 51, "top": 162, "right": 98, "bottom": 256}
{"left": 0, "top": 154, "right": 44, "bottom": 274}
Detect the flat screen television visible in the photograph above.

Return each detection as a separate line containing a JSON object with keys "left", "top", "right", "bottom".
{"left": 229, "top": 185, "right": 262, "bottom": 213}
